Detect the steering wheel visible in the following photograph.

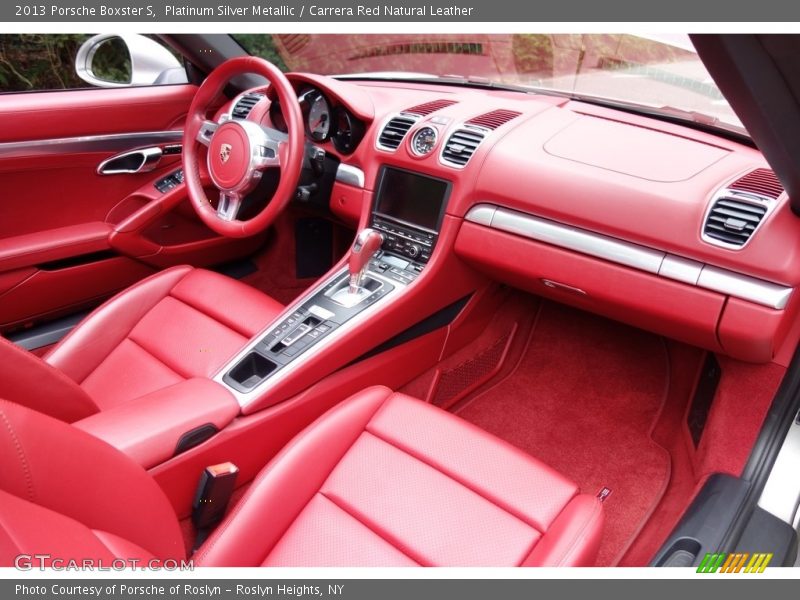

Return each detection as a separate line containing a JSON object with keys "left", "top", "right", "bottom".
{"left": 182, "top": 57, "right": 304, "bottom": 238}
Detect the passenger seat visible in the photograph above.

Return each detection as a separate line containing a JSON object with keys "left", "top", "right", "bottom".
{"left": 0, "top": 386, "right": 603, "bottom": 567}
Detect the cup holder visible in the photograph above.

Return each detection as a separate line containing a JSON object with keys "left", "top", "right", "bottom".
{"left": 224, "top": 352, "right": 276, "bottom": 392}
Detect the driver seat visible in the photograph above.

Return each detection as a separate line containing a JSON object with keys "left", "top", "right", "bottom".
{"left": 0, "top": 265, "right": 284, "bottom": 422}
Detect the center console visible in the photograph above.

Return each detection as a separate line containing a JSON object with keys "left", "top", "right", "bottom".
{"left": 216, "top": 166, "right": 451, "bottom": 408}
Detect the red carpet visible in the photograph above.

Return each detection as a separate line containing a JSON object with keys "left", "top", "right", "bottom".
{"left": 454, "top": 300, "right": 671, "bottom": 566}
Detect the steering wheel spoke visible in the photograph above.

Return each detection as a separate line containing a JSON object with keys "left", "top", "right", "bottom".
{"left": 217, "top": 191, "right": 242, "bottom": 222}
{"left": 253, "top": 138, "right": 283, "bottom": 170}
{"left": 196, "top": 120, "right": 219, "bottom": 146}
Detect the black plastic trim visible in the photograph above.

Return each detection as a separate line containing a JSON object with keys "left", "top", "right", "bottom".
{"left": 37, "top": 250, "right": 118, "bottom": 271}
{"left": 652, "top": 474, "right": 749, "bottom": 567}
{"left": 174, "top": 423, "right": 218, "bottom": 456}
{"left": 349, "top": 294, "right": 471, "bottom": 365}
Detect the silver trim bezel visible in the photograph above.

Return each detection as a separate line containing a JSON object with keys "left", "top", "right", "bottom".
{"left": 701, "top": 188, "right": 780, "bottom": 251}
{"left": 214, "top": 266, "right": 409, "bottom": 408}
{"left": 465, "top": 203, "right": 793, "bottom": 310}
{"left": 438, "top": 123, "right": 490, "bottom": 169}
{"left": 335, "top": 163, "right": 365, "bottom": 188}
{"left": 409, "top": 125, "right": 439, "bottom": 157}
{"left": 375, "top": 112, "right": 421, "bottom": 152}
{"left": 0, "top": 130, "right": 183, "bottom": 159}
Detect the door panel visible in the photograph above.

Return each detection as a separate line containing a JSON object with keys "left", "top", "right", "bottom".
{"left": 0, "top": 85, "right": 262, "bottom": 332}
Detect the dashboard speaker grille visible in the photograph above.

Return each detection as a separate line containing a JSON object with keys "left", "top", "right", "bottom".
{"left": 466, "top": 109, "right": 521, "bottom": 130}
{"left": 405, "top": 99, "right": 457, "bottom": 116}
{"left": 703, "top": 196, "right": 768, "bottom": 247}
{"left": 730, "top": 168, "right": 784, "bottom": 200}
{"left": 377, "top": 114, "right": 418, "bottom": 150}
{"left": 441, "top": 127, "right": 486, "bottom": 167}
{"left": 231, "top": 93, "right": 263, "bottom": 120}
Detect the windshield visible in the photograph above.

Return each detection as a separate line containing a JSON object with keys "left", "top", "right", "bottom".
{"left": 236, "top": 33, "right": 743, "bottom": 133}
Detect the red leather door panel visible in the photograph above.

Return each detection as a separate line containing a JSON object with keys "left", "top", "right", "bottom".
{"left": 0, "top": 85, "right": 259, "bottom": 331}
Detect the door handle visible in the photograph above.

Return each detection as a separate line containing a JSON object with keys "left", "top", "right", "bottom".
{"left": 97, "top": 146, "right": 163, "bottom": 175}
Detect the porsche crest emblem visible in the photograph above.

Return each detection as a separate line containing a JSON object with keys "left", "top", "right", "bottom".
{"left": 219, "top": 143, "right": 232, "bottom": 164}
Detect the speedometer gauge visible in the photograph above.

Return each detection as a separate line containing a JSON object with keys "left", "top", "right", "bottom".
{"left": 301, "top": 88, "right": 332, "bottom": 142}
{"left": 410, "top": 126, "right": 438, "bottom": 156}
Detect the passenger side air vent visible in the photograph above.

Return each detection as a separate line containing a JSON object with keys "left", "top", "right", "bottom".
{"left": 703, "top": 196, "right": 769, "bottom": 248}
{"left": 730, "top": 168, "right": 784, "bottom": 200}
{"left": 466, "top": 109, "right": 521, "bottom": 130}
{"left": 231, "top": 93, "right": 263, "bottom": 120}
{"left": 440, "top": 126, "right": 486, "bottom": 167}
{"left": 405, "top": 99, "right": 457, "bottom": 116}
{"left": 377, "top": 114, "right": 419, "bottom": 150}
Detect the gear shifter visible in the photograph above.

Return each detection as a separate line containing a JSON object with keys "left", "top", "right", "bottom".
{"left": 348, "top": 228, "right": 384, "bottom": 294}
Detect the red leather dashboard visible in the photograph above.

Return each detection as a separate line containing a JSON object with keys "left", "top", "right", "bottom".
{"left": 267, "top": 75, "right": 800, "bottom": 364}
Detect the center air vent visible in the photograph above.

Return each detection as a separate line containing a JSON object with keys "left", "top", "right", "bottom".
{"left": 231, "top": 93, "right": 263, "bottom": 120}
{"left": 440, "top": 126, "right": 486, "bottom": 167}
{"left": 377, "top": 114, "right": 419, "bottom": 151}
{"left": 703, "top": 195, "right": 769, "bottom": 248}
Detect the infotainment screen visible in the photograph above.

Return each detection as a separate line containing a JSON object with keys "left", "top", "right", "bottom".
{"left": 374, "top": 167, "right": 450, "bottom": 232}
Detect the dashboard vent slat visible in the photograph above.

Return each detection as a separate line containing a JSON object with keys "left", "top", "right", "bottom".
{"left": 405, "top": 99, "right": 457, "bottom": 116}
{"left": 441, "top": 127, "right": 486, "bottom": 167}
{"left": 231, "top": 93, "right": 263, "bottom": 120}
{"left": 377, "top": 114, "right": 418, "bottom": 150}
{"left": 703, "top": 196, "right": 768, "bottom": 247}
{"left": 466, "top": 109, "right": 521, "bottom": 130}
{"left": 730, "top": 168, "right": 784, "bottom": 200}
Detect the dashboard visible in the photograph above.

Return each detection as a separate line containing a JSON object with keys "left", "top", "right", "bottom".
{"left": 221, "top": 73, "right": 800, "bottom": 366}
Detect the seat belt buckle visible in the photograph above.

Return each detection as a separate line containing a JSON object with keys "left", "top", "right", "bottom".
{"left": 191, "top": 462, "right": 239, "bottom": 530}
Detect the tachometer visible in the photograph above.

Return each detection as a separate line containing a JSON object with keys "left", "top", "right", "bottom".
{"left": 301, "top": 88, "right": 332, "bottom": 142}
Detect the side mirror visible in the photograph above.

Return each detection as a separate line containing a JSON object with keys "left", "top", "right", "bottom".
{"left": 75, "top": 33, "right": 188, "bottom": 88}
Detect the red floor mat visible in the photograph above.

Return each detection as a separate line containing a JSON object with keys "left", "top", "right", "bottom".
{"left": 454, "top": 301, "right": 671, "bottom": 566}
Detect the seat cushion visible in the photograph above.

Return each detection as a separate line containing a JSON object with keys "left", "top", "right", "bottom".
{"left": 45, "top": 266, "right": 283, "bottom": 412}
{"left": 195, "top": 386, "right": 604, "bottom": 567}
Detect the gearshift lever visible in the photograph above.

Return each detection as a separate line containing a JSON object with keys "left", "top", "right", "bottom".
{"left": 348, "top": 228, "right": 384, "bottom": 294}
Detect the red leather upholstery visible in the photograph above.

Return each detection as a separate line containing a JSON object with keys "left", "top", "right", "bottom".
{"left": 0, "top": 400, "right": 185, "bottom": 563}
{"left": 73, "top": 378, "right": 240, "bottom": 470}
{"left": 0, "top": 387, "right": 603, "bottom": 567}
{"left": 1, "top": 265, "right": 283, "bottom": 422}
{"left": 196, "top": 386, "right": 604, "bottom": 567}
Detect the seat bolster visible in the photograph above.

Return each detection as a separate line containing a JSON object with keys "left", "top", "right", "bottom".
{"left": 45, "top": 265, "right": 193, "bottom": 384}
{"left": 195, "top": 385, "right": 394, "bottom": 567}
{"left": 522, "top": 494, "right": 604, "bottom": 567}
{"left": 0, "top": 337, "right": 98, "bottom": 423}
{"left": 0, "top": 400, "right": 185, "bottom": 561}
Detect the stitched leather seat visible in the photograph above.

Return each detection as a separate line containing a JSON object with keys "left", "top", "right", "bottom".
{"left": 0, "top": 265, "right": 283, "bottom": 422}
{"left": 0, "top": 387, "right": 603, "bottom": 567}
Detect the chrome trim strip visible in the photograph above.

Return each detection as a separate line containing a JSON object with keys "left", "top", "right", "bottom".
{"left": 487, "top": 205, "right": 665, "bottom": 274}
{"left": 758, "top": 412, "right": 800, "bottom": 525}
{"left": 698, "top": 266, "right": 793, "bottom": 310}
{"left": 465, "top": 203, "right": 793, "bottom": 310}
{"left": 659, "top": 254, "right": 703, "bottom": 286}
{"left": 214, "top": 265, "right": 408, "bottom": 408}
{"left": 335, "top": 163, "right": 365, "bottom": 189}
{"left": 0, "top": 130, "right": 183, "bottom": 159}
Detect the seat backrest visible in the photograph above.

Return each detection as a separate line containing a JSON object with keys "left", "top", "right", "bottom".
{"left": 0, "top": 336, "right": 99, "bottom": 422}
{"left": 0, "top": 400, "right": 184, "bottom": 566}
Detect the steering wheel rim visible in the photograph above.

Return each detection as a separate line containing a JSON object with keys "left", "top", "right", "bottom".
{"left": 182, "top": 56, "right": 304, "bottom": 238}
